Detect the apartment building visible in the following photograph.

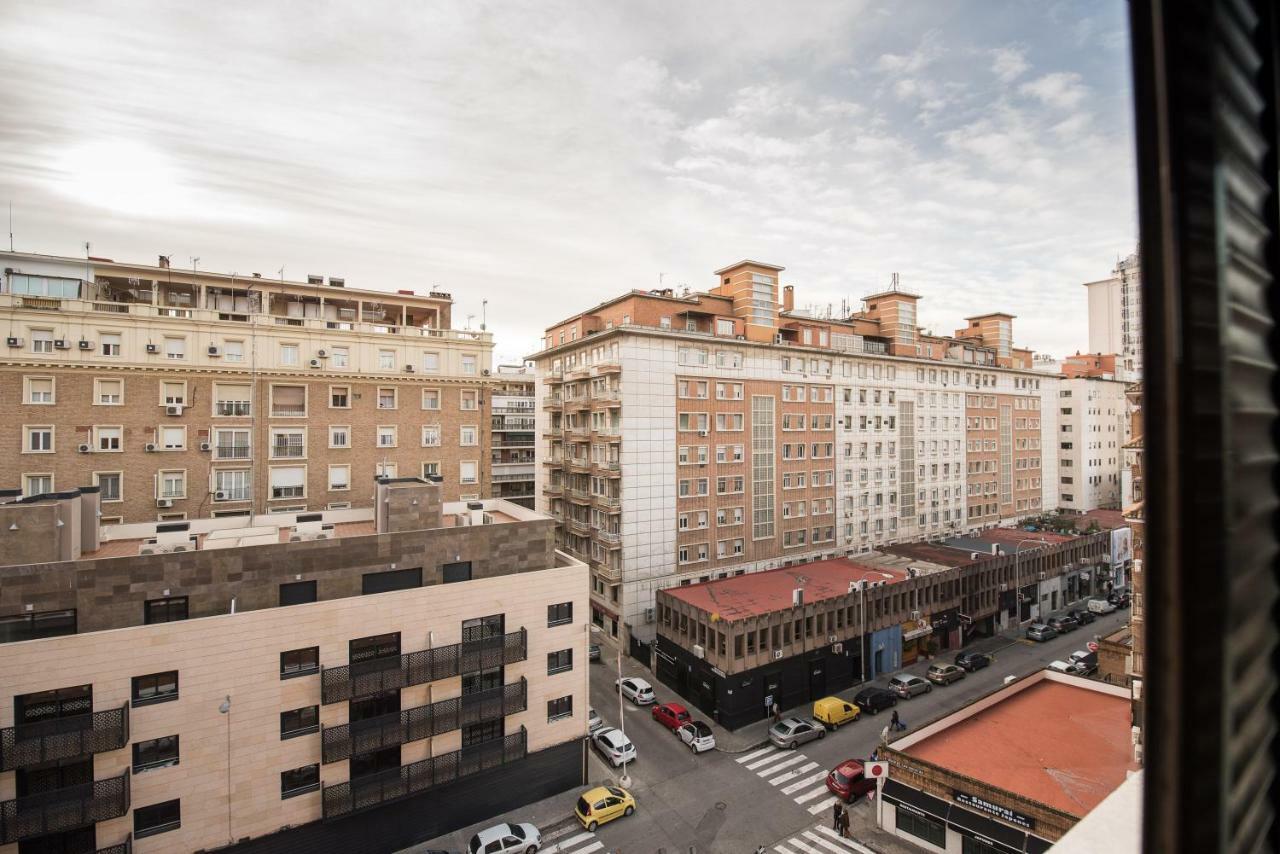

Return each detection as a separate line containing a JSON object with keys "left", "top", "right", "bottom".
{"left": 1, "top": 250, "right": 494, "bottom": 523}
{"left": 0, "top": 478, "right": 588, "bottom": 854}
{"left": 531, "top": 261, "right": 1060, "bottom": 648}
{"left": 489, "top": 365, "right": 536, "bottom": 508}
{"left": 1084, "top": 249, "right": 1143, "bottom": 380}
{"left": 1056, "top": 377, "right": 1130, "bottom": 512}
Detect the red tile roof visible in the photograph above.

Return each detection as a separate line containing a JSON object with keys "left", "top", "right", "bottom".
{"left": 882, "top": 542, "right": 983, "bottom": 567}
{"left": 903, "top": 680, "right": 1138, "bottom": 815}
{"left": 661, "top": 558, "right": 909, "bottom": 621}
{"left": 979, "top": 528, "right": 1076, "bottom": 547}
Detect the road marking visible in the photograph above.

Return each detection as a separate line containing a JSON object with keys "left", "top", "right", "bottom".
{"left": 807, "top": 796, "right": 840, "bottom": 815}
{"left": 803, "top": 830, "right": 853, "bottom": 853}
{"left": 794, "top": 784, "right": 832, "bottom": 803}
{"left": 784, "top": 838, "right": 825, "bottom": 854}
{"left": 737, "top": 746, "right": 777, "bottom": 764}
{"left": 543, "top": 833, "right": 593, "bottom": 852}
{"left": 746, "top": 750, "right": 793, "bottom": 771}
{"left": 774, "top": 846, "right": 799, "bottom": 854}
{"left": 757, "top": 754, "right": 808, "bottom": 776}
{"left": 572, "top": 843, "right": 604, "bottom": 854}
{"left": 767, "top": 761, "right": 819, "bottom": 786}
{"left": 815, "top": 826, "right": 874, "bottom": 853}
{"left": 782, "top": 770, "right": 829, "bottom": 794}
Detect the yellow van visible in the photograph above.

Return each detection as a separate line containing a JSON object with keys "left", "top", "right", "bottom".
{"left": 812, "top": 696, "right": 861, "bottom": 730}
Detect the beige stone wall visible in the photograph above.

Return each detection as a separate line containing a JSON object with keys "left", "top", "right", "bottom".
{"left": 0, "top": 560, "right": 588, "bottom": 854}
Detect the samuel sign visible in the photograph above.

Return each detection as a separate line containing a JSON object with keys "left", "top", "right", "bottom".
{"left": 953, "top": 791, "right": 1035, "bottom": 830}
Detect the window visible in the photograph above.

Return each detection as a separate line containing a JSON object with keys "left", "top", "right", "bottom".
{"left": 377, "top": 387, "right": 397, "bottom": 409}
{"left": 460, "top": 460, "right": 478, "bottom": 484}
{"left": 31, "top": 330, "right": 53, "bottom": 354}
{"left": 377, "top": 425, "right": 397, "bottom": 447}
{"left": 160, "top": 426, "right": 185, "bottom": 450}
{"left": 547, "top": 648, "right": 574, "bottom": 675}
{"left": 280, "top": 580, "right": 317, "bottom": 606}
{"left": 223, "top": 340, "right": 244, "bottom": 362}
{"left": 422, "top": 389, "right": 441, "bottom": 410}
{"left": 132, "top": 671, "right": 179, "bottom": 706}
{"left": 9, "top": 274, "right": 80, "bottom": 298}
{"left": 328, "top": 464, "right": 350, "bottom": 490}
{"left": 421, "top": 425, "right": 441, "bottom": 447}
{"left": 271, "top": 385, "right": 306, "bottom": 416}
{"left": 158, "top": 470, "right": 185, "bottom": 499}
{"left": 23, "top": 474, "right": 53, "bottom": 495}
{"left": 25, "top": 376, "right": 54, "bottom": 404}
{"left": 0, "top": 608, "right": 75, "bottom": 643}
{"left": 100, "top": 333, "right": 121, "bottom": 357}
{"left": 378, "top": 349, "right": 395, "bottom": 370}
{"left": 362, "top": 567, "right": 421, "bottom": 594}
{"left": 134, "top": 799, "right": 181, "bottom": 839}
{"left": 330, "top": 386, "right": 350, "bottom": 408}
{"left": 461, "top": 354, "right": 478, "bottom": 374}
{"left": 895, "top": 809, "right": 946, "bottom": 848}
{"left": 547, "top": 695, "right": 573, "bottom": 721}
{"left": 214, "top": 469, "right": 250, "bottom": 502}
{"left": 133, "top": 735, "right": 179, "bottom": 772}
{"left": 331, "top": 346, "right": 349, "bottom": 368}
{"left": 329, "top": 426, "right": 350, "bottom": 449}
{"left": 460, "top": 425, "right": 478, "bottom": 446}
{"left": 95, "top": 378, "right": 123, "bottom": 405}
{"left": 163, "top": 337, "right": 185, "bottom": 360}
{"left": 279, "top": 343, "right": 299, "bottom": 366}
{"left": 442, "top": 561, "right": 472, "bottom": 583}
{"left": 422, "top": 351, "right": 440, "bottom": 372}
{"left": 422, "top": 462, "right": 440, "bottom": 479}
{"left": 281, "top": 764, "right": 320, "bottom": 799}
{"left": 214, "top": 383, "right": 252, "bottom": 417}
{"left": 280, "top": 647, "right": 319, "bottom": 679}
{"left": 145, "top": 596, "right": 188, "bottom": 624}
{"left": 280, "top": 705, "right": 319, "bottom": 739}
{"left": 270, "top": 465, "right": 306, "bottom": 499}
{"left": 95, "top": 471, "right": 122, "bottom": 502}
{"left": 96, "top": 426, "right": 122, "bottom": 451}
{"left": 24, "top": 426, "right": 52, "bottom": 453}
{"left": 460, "top": 389, "right": 478, "bottom": 410}
{"left": 548, "top": 602, "right": 573, "bottom": 626}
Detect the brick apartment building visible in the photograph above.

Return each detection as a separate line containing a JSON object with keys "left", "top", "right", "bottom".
{"left": 0, "top": 478, "right": 588, "bottom": 854}
{"left": 1, "top": 250, "right": 495, "bottom": 523}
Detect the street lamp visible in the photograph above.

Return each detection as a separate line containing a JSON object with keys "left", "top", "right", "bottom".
{"left": 850, "top": 579, "right": 868, "bottom": 683}
{"left": 590, "top": 625, "right": 631, "bottom": 788}
{"left": 217, "top": 695, "right": 232, "bottom": 845}
{"left": 1013, "top": 538, "right": 1052, "bottom": 626}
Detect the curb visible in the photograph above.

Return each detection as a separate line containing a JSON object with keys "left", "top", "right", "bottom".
{"left": 539, "top": 814, "right": 583, "bottom": 843}
{"left": 715, "top": 738, "right": 771, "bottom": 755}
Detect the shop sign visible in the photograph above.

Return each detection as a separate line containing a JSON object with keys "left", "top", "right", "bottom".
{"left": 953, "top": 791, "right": 1035, "bottom": 829}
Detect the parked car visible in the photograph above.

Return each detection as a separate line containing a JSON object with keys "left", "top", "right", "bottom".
{"left": 677, "top": 720, "right": 716, "bottom": 753}
{"left": 616, "top": 677, "right": 655, "bottom": 705}
{"left": 852, "top": 687, "right": 898, "bottom": 715}
{"left": 1047, "top": 659, "right": 1075, "bottom": 673}
{"left": 954, "top": 651, "right": 992, "bottom": 672}
{"left": 1026, "top": 623, "right": 1058, "bottom": 642}
{"left": 468, "top": 822, "right": 541, "bottom": 854}
{"left": 826, "top": 759, "right": 878, "bottom": 802}
{"left": 888, "top": 674, "right": 932, "bottom": 698}
{"left": 1045, "top": 614, "right": 1079, "bottom": 633}
{"left": 588, "top": 707, "right": 604, "bottom": 734}
{"left": 574, "top": 785, "right": 635, "bottom": 832}
{"left": 651, "top": 702, "right": 692, "bottom": 732}
{"left": 1088, "top": 597, "right": 1118, "bottom": 615}
{"left": 589, "top": 643, "right": 601, "bottom": 662}
{"left": 1069, "top": 650, "right": 1099, "bottom": 676}
{"left": 926, "top": 663, "right": 966, "bottom": 685}
{"left": 769, "top": 717, "right": 826, "bottom": 749}
{"left": 1066, "top": 607, "right": 1096, "bottom": 625}
{"left": 591, "top": 727, "right": 636, "bottom": 767}
{"left": 812, "top": 696, "right": 861, "bottom": 730}
{"left": 1108, "top": 588, "right": 1132, "bottom": 608}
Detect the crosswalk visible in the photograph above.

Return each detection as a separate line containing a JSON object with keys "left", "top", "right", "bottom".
{"left": 734, "top": 745, "right": 842, "bottom": 816}
{"left": 772, "top": 823, "right": 875, "bottom": 854}
{"left": 541, "top": 830, "right": 604, "bottom": 854}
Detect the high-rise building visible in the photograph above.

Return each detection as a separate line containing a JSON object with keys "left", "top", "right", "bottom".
{"left": 489, "top": 365, "right": 536, "bottom": 508}
{"left": 1084, "top": 250, "right": 1143, "bottom": 380}
{"left": 1056, "top": 376, "right": 1130, "bottom": 512}
{"left": 1, "top": 251, "right": 494, "bottom": 522}
{"left": 531, "top": 261, "right": 1061, "bottom": 647}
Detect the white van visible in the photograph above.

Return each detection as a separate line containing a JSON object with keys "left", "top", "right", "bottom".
{"left": 1087, "top": 598, "right": 1117, "bottom": 614}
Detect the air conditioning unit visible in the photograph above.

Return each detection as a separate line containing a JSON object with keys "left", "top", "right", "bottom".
{"left": 911, "top": 610, "right": 921, "bottom": 620}
{"left": 698, "top": 430, "right": 709, "bottom": 437}
{"left": 316, "top": 349, "right": 328, "bottom": 358}
{"left": 828, "top": 634, "right": 838, "bottom": 644}
{"left": 482, "top": 369, "right": 491, "bottom": 376}
{"left": 144, "top": 443, "right": 157, "bottom": 452}
{"left": 53, "top": 339, "right": 70, "bottom": 350}
{"left": 6, "top": 337, "right": 23, "bottom": 347}
{"left": 832, "top": 642, "right": 844, "bottom": 654}
{"left": 644, "top": 607, "right": 655, "bottom": 623}
{"left": 77, "top": 443, "right": 91, "bottom": 453}
{"left": 309, "top": 358, "right": 322, "bottom": 368}
{"left": 214, "top": 491, "right": 227, "bottom": 501}
{"left": 692, "top": 644, "right": 705, "bottom": 659}
{"left": 199, "top": 442, "right": 211, "bottom": 452}
{"left": 156, "top": 498, "right": 173, "bottom": 508}
{"left": 139, "top": 545, "right": 158, "bottom": 556}
{"left": 774, "top": 333, "right": 784, "bottom": 344}
{"left": 146, "top": 343, "right": 159, "bottom": 354}
{"left": 170, "top": 543, "right": 190, "bottom": 552}
{"left": 773, "top": 650, "right": 784, "bottom": 660}
{"left": 78, "top": 340, "right": 93, "bottom": 350}
{"left": 404, "top": 364, "right": 415, "bottom": 373}
{"left": 165, "top": 404, "right": 184, "bottom": 416}
{"left": 207, "top": 345, "right": 221, "bottom": 356}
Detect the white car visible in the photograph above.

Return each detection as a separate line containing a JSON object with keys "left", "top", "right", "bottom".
{"left": 588, "top": 707, "right": 604, "bottom": 734}
{"left": 592, "top": 726, "right": 637, "bottom": 767}
{"left": 677, "top": 720, "right": 716, "bottom": 753}
{"left": 616, "top": 677, "right": 656, "bottom": 705}
{"left": 1047, "top": 660, "right": 1074, "bottom": 673}
{"left": 468, "top": 821, "right": 542, "bottom": 854}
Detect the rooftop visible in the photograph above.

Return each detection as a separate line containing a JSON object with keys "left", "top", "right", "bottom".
{"left": 661, "top": 557, "right": 909, "bottom": 621}
{"left": 1069, "top": 509, "right": 1129, "bottom": 532}
{"left": 897, "top": 674, "right": 1138, "bottom": 816}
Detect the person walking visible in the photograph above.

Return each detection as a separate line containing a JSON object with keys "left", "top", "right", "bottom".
{"left": 839, "top": 805, "right": 851, "bottom": 838}
{"left": 832, "top": 800, "right": 844, "bottom": 831}
{"left": 890, "top": 709, "right": 901, "bottom": 732}
{"left": 772, "top": 701, "right": 781, "bottom": 724}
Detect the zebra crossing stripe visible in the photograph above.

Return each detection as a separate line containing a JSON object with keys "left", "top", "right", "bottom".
{"left": 746, "top": 751, "right": 793, "bottom": 771}
{"left": 774, "top": 846, "right": 799, "bottom": 854}
{"left": 794, "top": 784, "right": 832, "bottom": 804}
{"left": 815, "top": 826, "right": 873, "bottom": 853}
{"left": 783, "top": 838, "right": 825, "bottom": 854}
{"left": 802, "top": 830, "right": 851, "bottom": 854}
{"left": 807, "top": 796, "right": 840, "bottom": 815}
{"left": 757, "top": 754, "right": 808, "bottom": 776}
{"left": 543, "top": 833, "right": 593, "bottom": 853}
{"left": 736, "top": 746, "right": 777, "bottom": 764}
{"left": 781, "top": 770, "right": 829, "bottom": 794}
{"left": 767, "top": 761, "right": 819, "bottom": 786}
{"left": 572, "top": 843, "right": 604, "bottom": 854}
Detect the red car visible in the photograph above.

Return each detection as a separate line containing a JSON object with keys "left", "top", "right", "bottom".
{"left": 651, "top": 702, "right": 691, "bottom": 731}
{"left": 826, "top": 759, "right": 878, "bottom": 802}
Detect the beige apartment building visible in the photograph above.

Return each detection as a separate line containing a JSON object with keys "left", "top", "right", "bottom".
{"left": 489, "top": 365, "right": 535, "bottom": 508}
{"left": 531, "top": 260, "right": 1060, "bottom": 649}
{"left": 0, "top": 478, "right": 588, "bottom": 854}
{"left": 1, "top": 251, "right": 494, "bottom": 523}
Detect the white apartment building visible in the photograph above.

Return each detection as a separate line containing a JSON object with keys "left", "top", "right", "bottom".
{"left": 1057, "top": 377, "right": 1130, "bottom": 512}
{"left": 1084, "top": 250, "right": 1143, "bottom": 380}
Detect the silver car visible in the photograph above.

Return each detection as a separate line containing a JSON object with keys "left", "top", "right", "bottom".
{"left": 768, "top": 717, "right": 826, "bottom": 750}
{"left": 588, "top": 707, "right": 604, "bottom": 734}
{"left": 888, "top": 674, "right": 933, "bottom": 698}
{"left": 591, "top": 726, "right": 636, "bottom": 767}
{"left": 616, "top": 677, "right": 656, "bottom": 705}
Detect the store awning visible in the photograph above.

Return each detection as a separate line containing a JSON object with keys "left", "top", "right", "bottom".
{"left": 882, "top": 779, "right": 950, "bottom": 822}
{"left": 902, "top": 623, "right": 934, "bottom": 642}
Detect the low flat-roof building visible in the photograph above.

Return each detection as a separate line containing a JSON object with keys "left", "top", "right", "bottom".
{"left": 880, "top": 670, "right": 1139, "bottom": 853}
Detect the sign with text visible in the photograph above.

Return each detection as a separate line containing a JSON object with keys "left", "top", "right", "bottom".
{"left": 953, "top": 791, "right": 1035, "bottom": 829}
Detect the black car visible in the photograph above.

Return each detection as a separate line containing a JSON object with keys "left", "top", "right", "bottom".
{"left": 1046, "top": 614, "right": 1079, "bottom": 633}
{"left": 954, "top": 651, "right": 992, "bottom": 672}
{"left": 1108, "top": 588, "right": 1132, "bottom": 608}
{"left": 1065, "top": 608, "right": 1096, "bottom": 625}
{"left": 852, "top": 687, "right": 897, "bottom": 715}
{"left": 589, "top": 643, "right": 601, "bottom": 662}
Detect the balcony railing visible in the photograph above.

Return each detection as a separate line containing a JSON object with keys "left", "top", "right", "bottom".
{"left": 596, "top": 530, "right": 622, "bottom": 546}
{"left": 215, "top": 402, "right": 251, "bottom": 417}
{"left": 0, "top": 770, "right": 130, "bottom": 845}
{"left": 1, "top": 704, "right": 129, "bottom": 772}
{"left": 321, "top": 629, "right": 527, "bottom": 705}
{"left": 96, "top": 834, "right": 132, "bottom": 854}
{"left": 271, "top": 445, "right": 305, "bottom": 458}
{"left": 322, "top": 728, "right": 525, "bottom": 821}
{"left": 321, "top": 678, "right": 527, "bottom": 764}
{"left": 271, "top": 404, "right": 307, "bottom": 417}
{"left": 214, "top": 445, "right": 251, "bottom": 460}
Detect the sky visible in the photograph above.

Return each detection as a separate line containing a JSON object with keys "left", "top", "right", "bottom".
{"left": 0, "top": 0, "right": 1137, "bottom": 364}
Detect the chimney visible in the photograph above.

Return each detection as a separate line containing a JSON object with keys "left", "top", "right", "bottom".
{"left": 783, "top": 285, "right": 795, "bottom": 312}
{"left": 79, "top": 486, "right": 101, "bottom": 554}
{"left": 158, "top": 255, "right": 170, "bottom": 269}
{"left": 467, "top": 501, "right": 485, "bottom": 527}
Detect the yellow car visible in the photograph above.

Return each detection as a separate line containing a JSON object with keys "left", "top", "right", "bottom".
{"left": 574, "top": 785, "right": 636, "bottom": 832}
{"left": 812, "top": 696, "right": 861, "bottom": 730}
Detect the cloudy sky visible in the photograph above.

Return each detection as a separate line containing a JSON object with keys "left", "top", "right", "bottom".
{"left": 0, "top": 0, "right": 1136, "bottom": 363}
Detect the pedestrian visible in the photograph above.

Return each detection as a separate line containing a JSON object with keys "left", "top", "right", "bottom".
{"left": 839, "top": 806, "right": 851, "bottom": 838}
{"left": 832, "top": 800, "right": 844, "bottom": 831}
{"left": 772, "top": 701, "right": 781, "bottom": 724}
{"left": 890, "top": 709, "right": 900, "bottom": 731}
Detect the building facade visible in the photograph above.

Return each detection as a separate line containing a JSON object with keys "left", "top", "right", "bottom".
{"left": 2, "top": 251, "right": 494, "bottom": 523}
{"left": 489, "top": 365, "right": 535, "bottom": 508}
{"left": 1056, "top": 377, "right": 1130, "bottom": 512}
{"left": 1084, "top": 250, "right": 1143, "bottom": 380}
{"left": 531, "top": 261, "right": 1060, "bottom": 648}
{"left": 0, "top": 479, "right": 588, "bottom": 854}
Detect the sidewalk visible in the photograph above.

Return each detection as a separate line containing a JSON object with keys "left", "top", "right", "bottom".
{"left": 398, "top": 787, "right": 583, "bottom": 854}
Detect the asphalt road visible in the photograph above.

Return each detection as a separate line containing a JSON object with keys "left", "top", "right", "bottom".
{"left": 579, "top": 608, "right": 1131, "bottom": 853}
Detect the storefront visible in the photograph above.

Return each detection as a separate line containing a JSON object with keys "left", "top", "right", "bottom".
{"left": 868, "top": 624, "right": 902, "bottom": 678}
{"left": 901, "top": 617, "right": 933, "bottom": 665}
{"left": 880, "top": 779, "right": 1054, "bottom": 854}
{"left": 931, "top": 608, "right": 960, "bottom": 650}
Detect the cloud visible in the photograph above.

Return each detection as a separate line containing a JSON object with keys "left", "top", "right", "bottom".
{"left": 991, "top": 46, "right": 1029, "bottom": 83}
{"left": 874, "top": 29, "right": 945, "bottom": 75}
{"left": 1019, "top": 71, "right": 1090, "bottom": 109}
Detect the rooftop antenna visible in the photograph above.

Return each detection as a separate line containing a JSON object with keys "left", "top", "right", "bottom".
{"left": 466, "top": 314, "right": 475, "bottom": 329}
{"left": 659, "top": 272, "right": 665, "bottom": 287}
{"left": 277, "top": 266, "right": 285, "bottom": 283}
{"left": 190, "top": 257, "right": 200, "bottom": 271}
{"left": 481, "top": 299, "right": 487, "bottom": 331}
{"left": 891, "top": 272, "right": 899, "bottom": 292}
{"left": 84, "top": 241, "right": 91, "bottom": 257}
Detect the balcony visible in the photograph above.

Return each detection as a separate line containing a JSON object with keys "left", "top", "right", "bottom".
{"left": 322, "top": 728, "right": 526, "bottom": 821}
{"left": 600, "top": 461, "right": 622, "bottom": 477}
{"left": 596, "top": 495, "right": 621, "bottom": 511}
{"left": 1, "top": 704, "right": 129, "bottom": 772}
{"left": 596, "top": 530, "right": 622, "bottom": 546}
{"left": 321, "top": 678, "right": 527, "bottom": 764}
{"left": 214, "top": 445, "right": 251, "bottom": 460}
{"left": 321, "top": 629, "right": 527, "bottom": 705}
{"left": 566, "top": 458, "right": 592, "bottom": 473}
{"left": 594, "top": 562, "right": 623, "bottom": 584}
{"left": 0, "top": 770, "right": 130, "bottom": 844}
{"left": 591, "top": 389, "right": 621, "bottom": 403}
{"left": 566, "top": 518, "right": 592, "bottom": 535}
{"left": 543, "top": 482, "right": 564, "bottom": 495}
{"left": 96, "top": 835, "right": 132, "bottom": 854}
{"left": 271, "top": 404, "right": 307, "bottom": 417}
{"left": 542, "top": 394, "right": 563, "bottom": 408}
{"left": 568, "top": 489, "right": 592, "bottom": 505}
{"left": 565, "top": 396, "right": 591, "bottom": 411}
{"left": 593, "top": 360, "right": 622, "bottom": 375}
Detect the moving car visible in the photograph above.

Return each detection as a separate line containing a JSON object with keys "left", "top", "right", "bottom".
{"left": 1108, "top": 588, "right": 1132, "bottom": 608}
{"left": 853, "top": 687, "right": 898, "bottom": 715}
{"left": 1045, "top": 614, "right": 1079, "bottom": 633}
{"left": 1088, "top": 598, "right": 1118, "bottom": 614}
{"left": 651, "top": 702, "right": 692, "bottom": 731}
{"left": 574, "top": 785, "right": 635, "bottom": 832}
{"left": 1026, "top": 623, "right": 1058, "bottom": 642}
{"left": 812, "top": 696, "right": 861, "bottom": 729}
{"left": 769, "top": 717, "right": 826, "bottom": 749}
{"left": 615, "top": 677, "right": 655, "bottom": 705}
{"left": 468, "top": 822, "right": 542, "bottom": 854}
{"left": 589, "top": 643, "right": 601, "bottom": 662}
{"left": 826, "top": 759, "right": 878, "bottom": 802}
{"left": 588, "top": 707, "right": 604, "bottom": 734}
{"left": 677, "top": 720, "right": 716, "bottom": 753}
{"left": 591, "top": 726, "right": 636, "bottom": 767}
{"left": 926, "top": 663, "right": 966, "bottom": 685}
{"left": 954, "top": 651, "right": 992, "bottom": 672}
{"left": 1065, "top": 607, "right": 1096, "bottom": 626}
{"left": 888, "top": 674, "right": 932, "bottom": 698}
